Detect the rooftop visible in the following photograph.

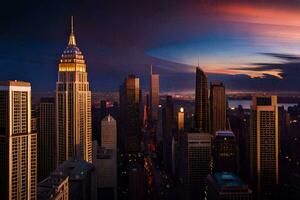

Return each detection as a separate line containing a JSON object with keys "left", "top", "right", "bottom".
{"left": 214, "top": 172, "right": 246, "bottom": 188}
{"left": 0, "top": 80, "right": 31, "bottom": 87}
{"left": 215, "top": 131, "right": 235, "bottom": 137}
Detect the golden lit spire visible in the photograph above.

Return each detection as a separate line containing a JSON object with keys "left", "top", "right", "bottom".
{"left": 68, "top": 16, "right": 76, "bottom": 46}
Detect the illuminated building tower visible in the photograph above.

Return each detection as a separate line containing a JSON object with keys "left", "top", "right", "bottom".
{"left": 56, "top": 17, "right": 92, "bottom": 164}
{"left": 178, "top": 107, "right": 184, "bottom": 131}
{"left": 182, "top": 132, "right": 212, "bottom": 200}
{"left": 162, "top": 95, "right": 174, "bottom": 171}
{"left": 119, "top": 75, "right": 140, "bottom": 154}
{"left": 206, "top": 172, "right": 252, "bottom": 200}
{"left": 0, "top": 81, "right": 37, "bottom": 200}
{"left": 250, "top": 95, "right": 278, "bottom": 197}
{"left": 213, "top": 131, "right": 237, "bottom": 173}
{"left": 194, "top": 67, "right": 209, "bottom": 132}
{"left": 150, "top": 65, "right": 159, "bottom": 122}
{"left": 210, "top": 81, "right": 226, "bottom": 135}
{"left": 38, "top": 97, "right": 56, "bottom": 182}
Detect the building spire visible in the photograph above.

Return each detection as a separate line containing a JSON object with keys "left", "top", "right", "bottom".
{"left": 68, "top": 16, "right": 76, "bottom": 46}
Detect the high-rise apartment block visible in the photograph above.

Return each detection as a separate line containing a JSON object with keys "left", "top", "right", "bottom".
{"left": 250, "top": 95, "right": 278, "bottom": 197}
{"left": 0, "top": 81, "right": 37, "bottom": 200}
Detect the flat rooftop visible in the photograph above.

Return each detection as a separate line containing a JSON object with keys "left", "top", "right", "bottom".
{"left": 214, "top": 172, "right": 246, "bottom": 188}
{"left": 215, "top": 131, "right": 235, "bottom": 137}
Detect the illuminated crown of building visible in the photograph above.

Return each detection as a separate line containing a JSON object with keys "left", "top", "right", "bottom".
{"left": 59, "top": 16, "right": 86, "bottom": 72}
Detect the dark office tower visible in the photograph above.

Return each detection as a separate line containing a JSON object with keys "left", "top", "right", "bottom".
{"left": 119, "top": 75, "right": 140, "bottom": 154}
{"left": 56, "top": 17, "right": 92, "bottom": 164}
{"left": 0, "top": 81, "right": 37, "bottom": 200}
{"left": 182, "top": 132, "right": 212, "bottom": 200}
{"left": 100, "top": 100, "right": 107, "bottom": 119}
{"left": 206, "top": 172, "right": 253, "bottom": 200}
{"left": 162, "top": 95, "right": 174, "bottom": 171}
{"left": 210, "top": 81, "right": 226, "bottom": 135}
{"left": 150, "top": 65, "right": 159, "bottom": 122}
{"left": 128, "top": 163, "right": 145, "bottom": 200}
{"left": 213, "top": 131, "right": 237, "bottom": 173}
{"left": 195, "top": 67, "right": 209, "bottom": 132}
{"left": 250, "top": 95, "right": 278, "bottom": 198}
{"left": 139, "top": 89, "right": 148, "bottom": 126}
{"left": 38, "top": 97, "right": 56, "bottom": 182}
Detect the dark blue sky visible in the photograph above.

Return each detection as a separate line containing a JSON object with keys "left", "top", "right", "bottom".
{"left": 2, "top": 0, "right": 300, "bottom": 93}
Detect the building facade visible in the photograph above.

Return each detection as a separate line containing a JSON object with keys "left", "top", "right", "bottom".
{"left": 210, "top": 81, "right": 226, "bottom": 135}
{"left": 56, "top": 17, "right": 92, "bottom": 164}
{"left": 162, "top": 95, "right": 174, "bottom": 172}
{"left": 101, "top": 114, "right": 117, "bottom": 150}
{"left": 0, "top": 81, "right": 37, "bottom": 200}
{"left": 250, "top": 95, "right": 279, "bottom": 197}
{"left": 38, "top": 97, "right": 56, "bottom": 182}
{"left": 213, "top": 131, "right": 237, "bottom": 173}
{"left": 194, "top": 67, "right": 209, "bottom": 132}
{"left": 182, "top": 132, "right": 212, "bottom": 200}
{"left": 150, "top": 66, "right": 159, "bottom": 122}
{"left": 119, "top": 75, "right": 140, "bottom": 154}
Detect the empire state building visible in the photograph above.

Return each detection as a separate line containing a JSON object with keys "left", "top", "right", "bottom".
{"left": 56, "top": 17, "right": 92, "bottom": 164}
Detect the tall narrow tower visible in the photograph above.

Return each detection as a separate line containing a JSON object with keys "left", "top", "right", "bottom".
{"left": 119, "top": 75, "right": 140, "bottom": 154}
{"left": 194, "top": 67, "right": 209, "bottom": 132}
{"left": 150, "top": 65, "right": 159, "bottom": 122}
{"left": 250, "top": 95, "right": 278, "bottom": 197}
{"left": 210, "top": 81, "right": 226, "bottom": 135}
{"left": 0, "top": 81, "right": 37, "bottom": 200}
{"left": 56, "top": 17, "right": 92, "bottom": 164}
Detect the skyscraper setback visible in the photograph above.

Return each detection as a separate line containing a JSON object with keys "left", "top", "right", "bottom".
{"left": 210, "top": 81, "right": 226, "bottom": 135}
{"left": 0, "top": 81, "right": 37, "bottom": 200}
{"left": 250, "top": 95, "right": 279, "bottom": 197}
{"left": 56, "top": 17, "right": 92, "bottom": 164}
{"left": 194, "top": 67, "right": 209, "bottom": 132}
{"left": 150, "top": 65, "right": 159, "bottom": 122}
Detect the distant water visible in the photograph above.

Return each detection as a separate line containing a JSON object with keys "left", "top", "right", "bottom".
{"left": 228, "top": 100, "right": 297, "bottom": 110}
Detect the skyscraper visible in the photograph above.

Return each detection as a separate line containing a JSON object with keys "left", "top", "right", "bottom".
{"left": 150, "top": 65, "right": 159, "bottom": 122}
{"left": 101, "top": 114, "right": 117, "bottom": 150}
{"left": 182, "top": 132, "right": 212, "bottom": 200}
{"left": 194, "top": 67, "right": 209, "bottom": 132}
{"left": 56, "top": 17, "right": 92, "bottom": 164}
{"left": 213, "top": 131, "right": 237, "bottom": 173}
{"left": 38, "top": 97, "right": 56, "bottom": 182}
{"left": 162, "top": 95, "right": 174, "bottom": 172}
{"left": 210, "top": 81, "right": 226, "bottom": 135}
{"left": 250, "top": 95, "right": 278, "bottom": 197}
{"left": 0, "top": 81, "right": 37, "bottom": 200}
{"left": 119, "top": 75, "right": 140, "bottom": 154}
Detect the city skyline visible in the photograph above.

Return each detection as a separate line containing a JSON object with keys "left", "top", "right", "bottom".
{"left": 3, "top": 1, "right": 300, "bottom": 93}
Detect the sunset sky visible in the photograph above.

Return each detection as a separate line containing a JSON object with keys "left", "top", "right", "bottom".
{"left": 1, "top": 0, "right": 300, "bottom": 92}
